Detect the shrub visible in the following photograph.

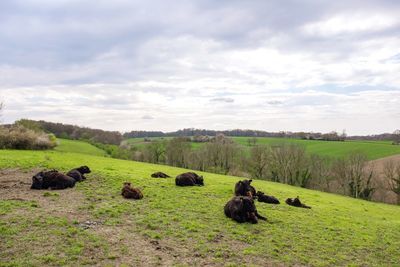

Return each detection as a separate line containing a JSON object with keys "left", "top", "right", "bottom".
{"left": 0, "top": 125, "right": 57, "bottom": 150}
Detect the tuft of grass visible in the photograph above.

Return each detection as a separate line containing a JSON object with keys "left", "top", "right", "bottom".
{"left": 43, "top": 192, "right": 59, "bottom": 198}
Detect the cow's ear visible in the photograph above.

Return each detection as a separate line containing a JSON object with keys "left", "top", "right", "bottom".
{"left": 249, "top": 179, "right": 252, "bottom": 183}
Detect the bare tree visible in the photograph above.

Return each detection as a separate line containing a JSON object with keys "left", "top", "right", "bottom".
{"left": 392, "top": 130, "right": 400, "bottom": 145}
{"left": 268, "top": 143, "right": 310, "bottom": 187}
{"left": 202, "top": 135, "right": 240, "bottom": 174}
{"left": 185, "top": 149, "right": 208, "bottom": 171}
{"left": 309, "top": 155, "right": 332, "bottom": 191}
{"left": 383, "top": 160, "right": 400, "bottom": 204}
{"left": 331, "top": 158, "right": 349, "bottom": 195}
{"left": 358, "top": 168, "right": 375, "bottom": 201}
{"left": 347, "top": 153, "right": 367, "bottom": 198}
{"left": 331, "top": 152, "right": 375, "bottom": 199}
{"left": 165, "top": 137, "right": 191, "bottom": 168}
{"left": 247, "top": 145, "right": 270, "bottom": 179}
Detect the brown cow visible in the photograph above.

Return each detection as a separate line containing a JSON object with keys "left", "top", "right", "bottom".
{"left": 285, "top": 196, "right": 311, "bottom": 209}
{"left": 224, "top": 196, "right": 267, "bottom": 224}
{"left": 121, "top": 182, "right": 143, "bottom": 199}
{"left": 31, "top": 170, "right": 76, "bottom": 190}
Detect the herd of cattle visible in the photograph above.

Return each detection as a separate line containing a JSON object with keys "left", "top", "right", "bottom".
{"left": 30, "top": 167, "right": 311, "bottom": 224}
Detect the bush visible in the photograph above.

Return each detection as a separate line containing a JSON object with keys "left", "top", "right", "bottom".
{"left": 0, "top": 125, "right": 57, "bottom": 150}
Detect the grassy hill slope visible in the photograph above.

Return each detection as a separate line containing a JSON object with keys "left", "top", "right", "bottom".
{"left": 0, "top": 147, "right": 399, "bottom": 266}
{"left": 54, "top": 138, "right": 107, "bottom": 157}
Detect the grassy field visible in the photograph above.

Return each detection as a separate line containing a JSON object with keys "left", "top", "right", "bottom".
{"left": 126, "top": 136, "right": 400, "bottom": 160}
{"left": 1, "top": 144, "right": 400, "bottom": 266}
{"left": 54, "top": 139, "right": 107, "bottom": 157}
{"left": 232, "top": 137, "right": 400, "bottom": 160}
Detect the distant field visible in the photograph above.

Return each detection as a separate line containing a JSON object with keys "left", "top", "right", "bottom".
{"left": 0, "top": 149, "right": 399, "bottom": 266}
{"left": 125, "top": 136, "right": 400, "bottom": 160}
{"left": 232, "top": 137, "right": 400, "bottom": 160}
{"left": 54, "top": 139, "right": 107, "bottom": 157}
{"left": 124, "top": 137, "right": 203, "bottom": 150}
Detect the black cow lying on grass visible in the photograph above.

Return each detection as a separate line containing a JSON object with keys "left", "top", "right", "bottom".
{"left": 175, "top": 172, "right": 204, "bottom": 186}
{"left": 31, "top": 170, "right": 76, "bottom": 190}
{"left": 256, "top": 191, "right": 280, "bottom": 204}
{"left": 67, "top": 166, "right": 91, "bottom": 182}
{"left": 121, "top": 182, "right": 143, "bottom": 199}
{"left": 151, "top": 172, "right": 170, "bottom": 178}
{"left": 234, "top": 179, "right": 256, "bottom": 198}
{"left": 224, "top": 196, "right": 267, "bottom": 224}
{"left": 285, "top": 196, "right": 311, "bottom": 209}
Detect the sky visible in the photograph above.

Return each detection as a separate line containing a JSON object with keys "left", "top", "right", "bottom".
{"left": 0, "top": 0, "right": 399, "bottom": 135}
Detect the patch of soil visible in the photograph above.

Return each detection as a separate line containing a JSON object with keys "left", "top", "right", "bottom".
{"left": 0, "top": 168, "right": 89, "bottom": 221}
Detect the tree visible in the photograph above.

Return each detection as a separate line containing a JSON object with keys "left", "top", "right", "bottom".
{"left": 15, "top": 119, "right": 42, "bottom": 132}
{"left": 392, "top": 130, "right": 400, "bottom": 145}
{"left": 383, "top": 160, "right": 400, "bottom": 204}
{"left": 347, "top": 153, "right": 367, "bottom": 199}
{"left": 331, "top": 152, "right": 375, "bottom": 199}
{"left": 0, "top": 102, "right": 3, "bottom": 122}
{"left": 340, "top": 129, "right": 347, "bottom": 140}
{"left": 247, "top": 145, "right": 270, "bottom": 179}
{"left": 165, "top": 137, "right": 191, "bottom": 167}
{"left": 143, "top": 141, "right": 166, "bottom": 163}
{"left": 268, "top": 143, "right": 310, "bottom": 186}
{"left": 202, "top": 134, "right": 240, "bottom": 174}
{"left": 309, "top": 155, "right": 332, "bottom": 191}
{"left": 330, "top": 158, "right": 349, "bottom": 195}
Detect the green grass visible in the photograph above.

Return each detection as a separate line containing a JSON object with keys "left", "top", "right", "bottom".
{"left": 125, "top": 137, "right": 203, "bottom": 150}
{"left": 125, "top": 136, "right": 400, "bottom": 160}
{"left": 0, "top": 148, "right": 399, "bottom": 266}
{"left": 54, "top": 138, "right": 107, "bottom": 157}
{"left": 232, "top": 137, "right": 400, "bottom": 160}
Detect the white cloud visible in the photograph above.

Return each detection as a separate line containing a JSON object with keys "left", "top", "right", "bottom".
{"left": 1, "top": 1, "right": 400, "bottom": 135}
{"left": 302, "top": 13, "right": 398, "bottom": 36}
{"left": 1, "top": 85, "right": 399, "bottom": 135}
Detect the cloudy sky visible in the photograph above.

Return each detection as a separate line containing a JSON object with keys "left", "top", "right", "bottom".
{"left": 0, "top": 0, "right": 399, "bottom": 135}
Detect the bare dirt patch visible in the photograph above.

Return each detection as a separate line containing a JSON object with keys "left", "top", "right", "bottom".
{"left": 0, "top": 168, "right": 88, "bottom": 221}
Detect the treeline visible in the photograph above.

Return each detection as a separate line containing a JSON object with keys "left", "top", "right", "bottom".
{"left": 348, "top": 130, "right": 400, "bottom": 144}
{"left": 122, "top": 130, "right": 165, "bottom": 138}
{"left": 123, "top": 128, "right": 347, "bottom": 140}
{"left": 348, "top": 134, "right": 396, "bottom": 141}
{"left": 125, "top": 135, "right": 397, "bottom": 204}
{"left": 16, "top": 119, "right": 123, "bottom": 145}
{"left": 14, "top": 120, "right": 399, "bottom": 144}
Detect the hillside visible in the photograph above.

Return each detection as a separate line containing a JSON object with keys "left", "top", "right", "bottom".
{"left": 0, "top": 144, "right": 399, "bottom": 266}
{"left": 54, "top": 138, "right": 107, "bottom": 157}
{"left": 126, "top": 136, "right": 400, "bottom": 160}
